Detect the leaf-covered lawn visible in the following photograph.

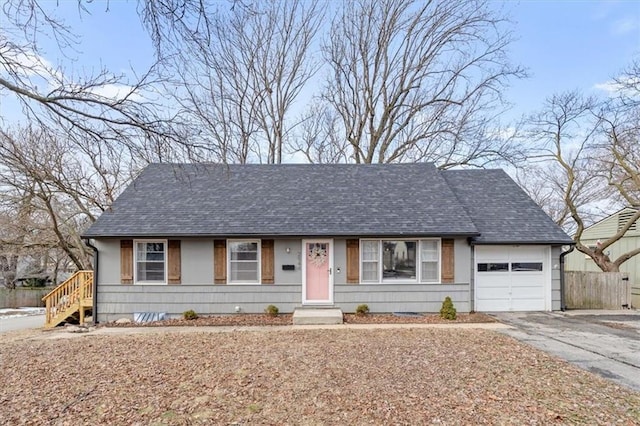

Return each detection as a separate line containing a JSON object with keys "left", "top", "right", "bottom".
{"left": 1, "top": 328, "right": 639, "bottom": 425}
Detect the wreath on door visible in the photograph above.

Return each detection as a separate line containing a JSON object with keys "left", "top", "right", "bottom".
{"left": 308, "top": 244, "right": 327, "bottom": 267}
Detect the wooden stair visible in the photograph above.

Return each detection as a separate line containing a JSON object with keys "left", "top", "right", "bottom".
{"left": 42, "top": 270, "right": 94, "bottom": 328}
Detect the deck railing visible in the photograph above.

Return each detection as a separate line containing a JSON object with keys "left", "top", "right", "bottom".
{"left": 42, "top": 270, "right": 93, "bottom": 327}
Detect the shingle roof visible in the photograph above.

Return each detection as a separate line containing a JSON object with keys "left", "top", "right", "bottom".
{"left": 442, "top": 169, "right": 573, "bottom": 244}
{"left": 83, "top": 163, "right": 481, "bottom": 238}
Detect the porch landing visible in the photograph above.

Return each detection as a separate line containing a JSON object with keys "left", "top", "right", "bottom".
{"left": 293, "top": 308, "right": 343, "bottom": 325}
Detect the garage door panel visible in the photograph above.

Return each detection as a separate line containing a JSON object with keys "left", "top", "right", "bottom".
{"left": 511, "top": 275, "right": 544, "bottom": 287}
{"left": 475, "top": 246, "right": 506, "bottom": 258}
{"left": 477, "top": 299, "right": 510, "bottom": 312}
{"left": 477, "top": 275, "right": 510, "bottom": 287}
{"left": 512, "top": 286, "right": 545, "bottom": 298}
{"left": 477, "top": 287, "right": 512, "bottom": 299}
{"left": 511, "top": 299, "right": 545, "bottom": 311}
{"left": 475, "top": 246, "right": 549, "bottom": 312}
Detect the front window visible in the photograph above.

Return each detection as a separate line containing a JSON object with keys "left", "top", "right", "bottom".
{"left": 229, "top": 240, "right": 260, "bottom": 284}
{"left": 135, "top": 240, "right": 166, "bottom": 284}
{"left": 420, "top": 240, "right": 439, "bottom": 283}
{"left": 361, "top": 240, "right": 379, "bottom": 282}
{"left": 383, "top": 241, "right": 416, "bottom": 280}
{"left": 361, "top": 239, "right": 439, "bottom": 283}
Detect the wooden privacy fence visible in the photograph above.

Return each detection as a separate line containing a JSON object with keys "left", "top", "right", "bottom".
{"left": 0, "top": 288, "right": 54, "bottom": 308}
{"left": 564, "top": 271, "right": 631, "bottom": 309}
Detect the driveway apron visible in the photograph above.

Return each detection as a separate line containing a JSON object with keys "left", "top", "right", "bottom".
{"left": 492, "top": 311, "right": 640, "bottom": 392}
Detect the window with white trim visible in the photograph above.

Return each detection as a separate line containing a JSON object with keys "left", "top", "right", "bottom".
{"left": 135, "top": 240, "right": 167, "bottom": 284}
{"left": 228, "top": 240, "right": 260, "bottom": 284}
{"left": 361, "top": 239, "right": 440, "bottom": 283}
{"left": 420, "top": 240, "right": 440, "bottom": 283}
{"left": 361, "top": 240, "right": 379, "bottom": 282}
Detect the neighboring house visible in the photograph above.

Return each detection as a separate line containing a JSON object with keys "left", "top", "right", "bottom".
{"left": 565, "top": 207, "right": 640, "bottom": 305}
{"left": 82, "top": 163, "right": 572, "bottom": 322}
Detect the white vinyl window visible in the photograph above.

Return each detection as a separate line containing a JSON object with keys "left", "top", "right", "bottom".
{"left": 361, "top": 240, "right": 380, "bottom": 283}
{"left": 135, "top": 240, "right": 167, "bottom": 284}
{"left": 360, "top": 239, "right": 441, "bottom": 284}
{"left": 228, "top": 240, "right": 260, "bottom": 284}
{"left": 420, "top": 240, "right": 440, "bottom": 283}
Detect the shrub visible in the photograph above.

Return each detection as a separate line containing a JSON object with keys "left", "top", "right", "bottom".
{"left": 265, "top": 304, "right": 279, "bottom": 317}
{"left": 183, "top": 309, "right": 198, "bottom": 320}
{"left": 355, "top": 304, "right": 370, "bottom": 316}
{"left": 23, "top": 278, "right": 48, "bottom": 288}
{"left": 440, "top": 296, "right": 457, "bottom": 320}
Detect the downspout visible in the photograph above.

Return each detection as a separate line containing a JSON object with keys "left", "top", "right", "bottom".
{"left": 84, "top": 238, "right": 99, "bottom": 324}
{"left": 559, "top": 245, "right": 575, "bottom": 312}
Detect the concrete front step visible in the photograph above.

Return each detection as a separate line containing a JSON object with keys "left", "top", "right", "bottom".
{"left": 293, "top": 308, "right": 343, "bottom": 325}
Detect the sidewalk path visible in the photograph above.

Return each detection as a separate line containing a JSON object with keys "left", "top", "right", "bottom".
{"left": 0, "top": 314, "right": 45, "bottom": 333}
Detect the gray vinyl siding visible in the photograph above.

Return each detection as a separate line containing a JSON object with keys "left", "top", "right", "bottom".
{"left": 182, "top": 239, "right": 214, "bottom": 284}
{"left": 274, "top": 239, "right": 303, "bottom": 284}
{"left": 94, "top": 237, "right": 473, "bottom": 321}
{"left": 95, "top": 239, "right": 121, "bottom": 284}
{"left": 333, "top": 239, "right": 347, "bottom": 285}
{"left": 335, "top": 284, "right": 469, "bottom": 313}
{"left": 97, "top": 283, "right": 470, "bottom": 322}
{"left": 97, "top": 284, "right": 300, "bottom": 322}
{"left": 552, "top": 246, "right": 562, "bottom": 311}
{"left": 454, "top": 238, "right": 471, "bottom": 283}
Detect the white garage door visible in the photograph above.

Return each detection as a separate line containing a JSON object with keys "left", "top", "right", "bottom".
{"left": 475, "top": 246, "right": 550, "bottom": 312}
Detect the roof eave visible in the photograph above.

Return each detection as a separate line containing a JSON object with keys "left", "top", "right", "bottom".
{"left": 471, "top": 239, "right": 575, "bottom": 246}
{"left": 83, "top": 231, "right": 482, "bottom": 239}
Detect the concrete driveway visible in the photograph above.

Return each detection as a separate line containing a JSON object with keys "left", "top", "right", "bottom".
{"left": 492, "top": 311, "right": 640, "bottom": 392}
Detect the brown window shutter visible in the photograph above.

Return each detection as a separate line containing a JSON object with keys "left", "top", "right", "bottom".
{"left": 346, "top": 239, "right": 360, "bottom": 284}
{"left": 214, "top": 240, "right": 227, "bottom": 284}
{"left": 167, "top": 240, "right": 181, "bottom": 284}
{"left": 441, "top": 239, "right": 455, "bottom": 283}
{"left": 261, "top": 239, "right": 274, "bottom": 284}
{"left": 120, "top": 240, "right": 133, "bottom": 284}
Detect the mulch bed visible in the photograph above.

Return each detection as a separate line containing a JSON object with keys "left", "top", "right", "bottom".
{"left": 104, "top": 312, "right": 495, "bottom": 327}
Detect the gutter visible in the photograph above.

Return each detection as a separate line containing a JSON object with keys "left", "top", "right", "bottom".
{"left": 559, "top": 245, "right": 575, "bottom": 312}
{"left": 84, "top": 238, "right": 99, "bottom": 324}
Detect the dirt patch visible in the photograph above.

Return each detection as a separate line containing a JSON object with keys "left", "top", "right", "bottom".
{"left": 1, "top": 328, "right": 639, "bottom": 424}
{"left": 104, "top": 312, "right": 495, "bottom": 328}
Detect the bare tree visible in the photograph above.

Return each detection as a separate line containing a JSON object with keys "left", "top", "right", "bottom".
{"left": 321, "top": 0, "right": 524, "bottom": 166}
{"left": 525, "top": 90, "right": 640, "bottom": 272}
{"left": 0, "top": 1, "right": 190, "bottom": 164}
{"left": 292, "top": 102, "right": 351, "bottom": 163}
{"left": 170, "top": 0, "right": 324, "bottom": 163}
{"left": 0, "top": 127, "right": 133, "bottom": 271}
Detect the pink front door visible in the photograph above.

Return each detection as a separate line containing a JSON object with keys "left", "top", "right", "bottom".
{"left": 304, "top": 241, "right": 331, "bottom": 303}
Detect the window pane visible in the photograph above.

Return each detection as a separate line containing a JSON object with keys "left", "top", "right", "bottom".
{"left": 229, "top": 241, "right": 259, "bottom": 283}
{"left": 421, "top": 261, "right": 438, "bottom": 282}
{"left": 421, "top": 240, "right": 438, "bottom": 261}
{"left": 233, "top": 251, "right": 258, "bottom": 261}
{"left": 362, "top": 241, "right": 379, "bottom": 261}
{"left": 477, "top": 263, "right": 508, "bottom": 272}
{"left": 230, "top": 262, "right": 258, "bottom": 282}
{"left": 362, "top": 261, "right": 378, "bottom": 282}
{"left": 511, "top": 262, "right": 543, "bottom": 271}
{"left": 145, "top": 252, "right": 164, "bottom": 261}
{"left": 136, "top": 242, "right": 165, "bottom": 282}
{"left": 230, "top": 242, "right": 258, "bottom": 261}
{"left": 138, "top": 262, "right": 165, "bottom": 281}
{"left": 382, "top": 241, "right": 416, "bottom": 280}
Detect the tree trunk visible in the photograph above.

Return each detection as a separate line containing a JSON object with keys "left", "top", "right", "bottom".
{"left": 591, "top": 251, "right": 620, "bottom": 272}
